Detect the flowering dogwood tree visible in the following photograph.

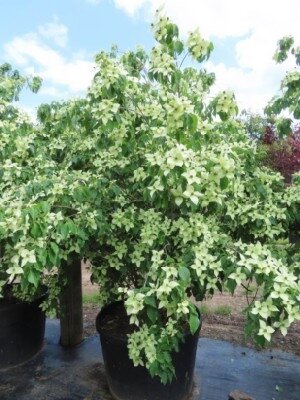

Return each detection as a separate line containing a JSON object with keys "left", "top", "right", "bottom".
{"left": 81, "top": 13, "right": 300, "bottom": 382}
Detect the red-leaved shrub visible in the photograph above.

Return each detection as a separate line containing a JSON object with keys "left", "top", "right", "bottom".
{"left": 261, "top": 125, "right": 300, "bottom": 183}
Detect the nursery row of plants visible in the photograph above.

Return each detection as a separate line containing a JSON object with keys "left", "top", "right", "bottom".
{"left": 0, "top": 10, "right": 300, "bottom": 392}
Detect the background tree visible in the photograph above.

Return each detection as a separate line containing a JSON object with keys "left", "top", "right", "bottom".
{"left": 265, "top": 36, "right": 300, "bottom": 136}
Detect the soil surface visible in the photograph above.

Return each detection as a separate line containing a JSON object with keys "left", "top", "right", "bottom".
{"left": 82, "top": 265, "right": 300, "bottom": 356}
{"left": 96, "top": 302, "right": 134, "bottom": 337}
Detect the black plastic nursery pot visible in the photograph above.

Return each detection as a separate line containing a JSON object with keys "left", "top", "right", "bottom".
{"left": 96, "top": 301, "right": 201, "bottom": 400}
{"left": 0, "top": 287, "right": 47, "bottom": 369}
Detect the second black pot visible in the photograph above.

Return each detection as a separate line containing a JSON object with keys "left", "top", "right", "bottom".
{"left": 96, "top": 301, "right": 201, "bottom": 400}
{"left": 0, "top": 287, "right": 47, "bottom": 369}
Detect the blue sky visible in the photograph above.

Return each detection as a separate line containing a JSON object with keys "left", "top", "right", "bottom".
{"left": 1, "top": 0, "right": 299, "bottom": 116}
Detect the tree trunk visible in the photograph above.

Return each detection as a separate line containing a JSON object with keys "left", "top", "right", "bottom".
{"left": 59, "top": 257, "right": 83, "bottom": 346}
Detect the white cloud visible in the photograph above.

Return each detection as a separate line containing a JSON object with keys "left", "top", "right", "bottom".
{"left": 3, "top": 16, "right": 95, "bottom": 101}
{"left": 112, "top": 0, "right": 300, "bottom": 112}
{"left": 205, "top": 61, "right": 283, "bottom": 113}
{"left": 111, "top": 0, "right": 300, "bottom": 39}
{"left": 3, "top": 2, "right": 300, "bottom": 113}
{"left": 114, "top": 0, "right": 147, "bottom": 16}
{"left": 4, "top": 33, "right": 95, "bottom": 94}
{"left": 39, "top": 86, "right": 71, "bottom": 98}
{"left": 38, "top": 16, "right": 68, "bottom": 48}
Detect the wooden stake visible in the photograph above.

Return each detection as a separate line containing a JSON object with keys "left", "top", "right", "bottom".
{"left": 60, "top": 257, "right": 83, "bottom": 347}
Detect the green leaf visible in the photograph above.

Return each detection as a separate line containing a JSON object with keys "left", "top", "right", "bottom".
{"left": 189, "top": 313, "right": 200, "bottom": 335}
{"left": 147, "top": 306, "right": 158, "bottom": 323}
{"left": 186, "top": 113, "right": 198, "bottom": 133}
{"left": 149, "top": 361, "right": 158, "bottom": 378}
{"left": 111, "top": 184, "right": 121, "bottom": 196}
{"left": 30, "top": 223, "right": 41, "bottom": 238}
{"left": 174, "top": 40, "right": 184, "bottom": 55}
{"left": 178, "top": 266, "right": 190, "bottom": 283}
{"left": 159, "top": 371, "right": 168, "bottom": 385}
{"left": 244, "top": 321, "right": 255, "bottom": 338}
{"left": 39, "top": 201, "right": 50, "bottom": 214}
{"left": 67, "top": 220, "right": 77, "bottom": 234}
{"left": 256, "top": 183, "right": 267, "bottom": 197}
{"left": 28, "top": 270, "right": 40, "bottom": 287}
{"left": 29, "top": 207, "right": 38, "bottom": 220}
{"left": 226, "top": 279, "right": 237, "bottom": 295}
{"left": 220, "top": 176, "right": 229, "bottom": 190}
{"left": 144, "top": 295, "right": 156, "bottom": 308}
{"left": 59, "top": 223, "right": 69, "bottom": 239}
{"left": 37, "top": 249, "right": 47, "bottom": 265}
{"left": 50, "top": 242, "right": 59, "bottom": 255}
{"left": 255, "top": 334, "right": 266, "bottom": 347}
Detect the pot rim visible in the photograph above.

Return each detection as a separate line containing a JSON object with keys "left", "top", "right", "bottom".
{"left": 96, "top": 300, "right": 201, "bottom": 342}
{"left": 0, "top": 284, "right": 48, "bottom": 312}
